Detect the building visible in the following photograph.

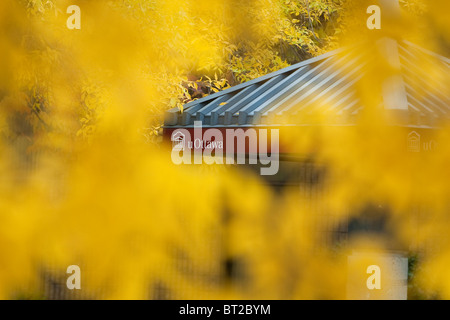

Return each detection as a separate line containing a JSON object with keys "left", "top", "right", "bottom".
{"left": 163, "top": 37, "right": 449, "bottom": 299}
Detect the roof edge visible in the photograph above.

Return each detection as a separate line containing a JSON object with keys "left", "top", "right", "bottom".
{"left": 167, "top": 45, "right": 349, "bottom": 114}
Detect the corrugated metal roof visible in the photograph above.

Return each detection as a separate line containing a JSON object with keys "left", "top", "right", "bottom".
{"left": 164, "top": 39, "right": 449, "bottom": 128}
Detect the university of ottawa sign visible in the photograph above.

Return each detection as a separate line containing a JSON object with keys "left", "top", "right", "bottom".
{"left": 165, "top": 121, "right": 281, "bottom": 176}
{"left": 407, "top": 130, "right": 439, "bottom": 153}
{"left": 164, "top": 124, "right": 440, "bottom": 177}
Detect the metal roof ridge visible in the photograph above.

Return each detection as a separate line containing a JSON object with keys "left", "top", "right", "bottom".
{"left": 178, "top": 46, "right": 349, "bottom": 110}
{"left": 401, "top": 40, "right": 450, "bottom": 64}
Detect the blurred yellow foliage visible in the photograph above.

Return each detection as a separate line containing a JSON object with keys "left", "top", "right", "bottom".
{"left": 0, "top": 0, "right": 448, "bottom": 300}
